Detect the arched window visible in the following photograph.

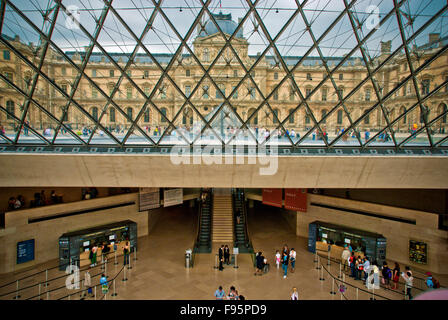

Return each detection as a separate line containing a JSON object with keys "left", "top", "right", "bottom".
{"left": 6, "top": 100, "right": 14, "bottom": 119}
{"left": 126, "top": 107, "right": 133, "bottom": 122}
{"left": 288, "top": 109, "right": 295, "bottom": 124}
{"left": 438, "top": 103, "right": 447, "bottom": 124}
{"left": 337, "top": 109, "right": 343, "bottom": 124}
{"left": 110, "top": 107, "right": 116, "bottom": 122}
{"left": 321, "top": 109, "right": 327, "bottom": 124}
{"left": 91, "top": 107, "right": 98, "bottom": 121}
{"left": 400, "top": 106, "right": 407, "bottom": 124}
{"left": 144, "top": 108, "right": 150, "bottom": 123}
{"left": 160, "top": 107, "right": 167, "bottom": 123}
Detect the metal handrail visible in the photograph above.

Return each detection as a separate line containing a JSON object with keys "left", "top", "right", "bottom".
{"left": 239, "top": 189, "right": 253, "bottom": 251}
{"left": 59, "top": 264, "right": 126, "bottom": 300}
{"left": 315, "top": 250, "right": 435, "bottom": 294}
{"left": 0, "top": 250, "right": 118, "bottom": 299}
{"left": 318, "top": 258, "right": 391, "bottom": 300}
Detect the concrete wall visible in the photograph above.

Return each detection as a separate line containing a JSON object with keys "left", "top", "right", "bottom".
{"left": 297, "top": 194, "right": 448, "bottom": 275}
{"left": 1, "top": 154, "right": 448, "bottom": 189}
{"left": 0, "top": 193, "right": 148, "bottom": 274}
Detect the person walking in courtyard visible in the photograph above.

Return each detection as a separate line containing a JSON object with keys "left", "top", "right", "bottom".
{"left": 281, "top": 250, "right": 289, "bottom": 279}
{"left": 275, "top": 250, "right": 281, "bottom": 269}
{"left": 289, "top": 248, "right": 296, "bottom": 273}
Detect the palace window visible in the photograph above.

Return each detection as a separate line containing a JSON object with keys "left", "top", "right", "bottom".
{"left": 144, "top": 108, "right": 150, "bottom": 122}
{"left": 110, "top": 107, "right": 116, "bottom": 122}
{"left": 322, "top": 88, "right": 327, "bottom": 101}
{"left": 186, "top": 69, "right": 190, "bottom": 77}
{"left": 3, "top": 50, "right": 10, "bottom": 60}
{"left": 306, "top": 73, "right": 312, "bottom": 80}
{"left": 185, "top": 85, "right": 191, "bottom": 97}
{"left": 110, "top": 70, "right": 114, "bottom": 77}
{"left": 91, "top": 107, "right": 98, "bottom": 121}
{"left": 126, "top": 107, "right": 133, "bottom": 122}
{"left": 6, "top": 100, "right": 14, "bottom": 119}
{"left": 160, "top": 107, "right": 167, "bottom": 122}
{"left": 127, "top": 87, "right": 132, "bottom": 99}
{"left": 365, "top": 88, "right": 371, "bottom": 101}
{"left": 274, "top": 72, "right": 278, "bottom": 80}
{"left": 337, "top": 109, "right": 343, "bottom": 124}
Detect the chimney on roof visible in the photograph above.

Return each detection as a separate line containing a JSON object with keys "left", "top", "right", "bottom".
{"left": 429, "top": 33, "right": 440, "bottom": 45}
{"left": 380, "top": 40, "right": 391, "bottom": 55}
{"left": 14, "top": 35, "right": 20, "bottom": 42}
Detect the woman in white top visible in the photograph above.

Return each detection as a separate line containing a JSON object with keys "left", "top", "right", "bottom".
{"left": 289, "top": 248, "right": 297, "bottom": 273}
{"left": 366, "top": 261, "right": 380, "bottom": 290}
{"left": 291, "top": 287, "right": 299, "bottom": 300}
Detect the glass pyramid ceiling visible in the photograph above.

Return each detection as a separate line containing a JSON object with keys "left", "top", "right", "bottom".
{"left": 0, "top": 0, "right": 447, "bottom": 150}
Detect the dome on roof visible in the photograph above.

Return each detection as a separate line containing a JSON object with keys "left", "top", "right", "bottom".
{"left": 198, "top": 12, "right": 244, "bottom": 39}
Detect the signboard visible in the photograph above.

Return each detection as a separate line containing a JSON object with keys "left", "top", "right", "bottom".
{"left": 163, "top": 188, "right": 183, "bottom": 207}
{"left": 284, "top": 188, "right": 307, "bottom": 212}
{"left": 139, "top": 188, "right": 160, "bottom": 211}
{"left": 17, "top": 239, "right": 35, "bottom": 264}
{"left": 409, "top": 240, "right": 427, "bottom": 264}
{"left": 262, "top": 188, "right": 282, "bottom": 208}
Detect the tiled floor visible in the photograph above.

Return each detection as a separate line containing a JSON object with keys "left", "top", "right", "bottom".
{"left": 0, "top": 203, "right": 444, "bottom": 300}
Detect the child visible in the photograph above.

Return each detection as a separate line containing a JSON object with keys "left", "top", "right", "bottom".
{"left": 275, "top": 250, "right": 281, "bottom": 269}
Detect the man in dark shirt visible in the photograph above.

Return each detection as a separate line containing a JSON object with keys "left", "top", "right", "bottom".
{"left": 255, "top": 252, "right": 265, "bottom": 276}
{"left": 218, "top": 245, "right": 224, "bottom": 271}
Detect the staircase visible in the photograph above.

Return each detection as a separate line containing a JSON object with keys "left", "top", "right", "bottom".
{"left": 212, "top": 191, "right": 234, "bottom": 243}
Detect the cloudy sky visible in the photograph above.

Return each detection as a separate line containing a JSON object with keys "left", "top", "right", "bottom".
{"left": 2, "top": 0, "right": 446, "bottom": 60}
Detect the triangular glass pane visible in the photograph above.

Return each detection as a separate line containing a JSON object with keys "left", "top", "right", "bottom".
{"left": 2, "top": 2, "right": 48, "bottom": 48}
{"left": 141, "top": 10, "right": 181, "bottom": 55}
{"left": 208, "top": 103, "right": 244, "bottom": 144}
{"left": 20, "top": 101, "right": 60, "bottom": 142}
{"left": 193, "top": 126, "right": 222, "bottom": 146}
{"left": 252, "top": 1, "right": 297, "bottom": 43}
{"left": 0, "top": 96, "right": 23, "bottom": 142}
{"left": 124, "top": 104, "right": 157, "bottom": 146}
{"left": 303, "top": 1, "right": 346, "bottom": 41}
{"left": 161, "top": 1, "right": 198, "bottom": 40}
{"left": 65, "top": 0, "right": 105, "bottom": 35}
{"left": 428, "top": 114, "right": 448, "bottom": 146}
{"left": 400, "top": 129, "right": 431, "bottom": 147}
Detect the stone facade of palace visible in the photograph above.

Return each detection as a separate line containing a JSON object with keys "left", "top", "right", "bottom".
{"left": 1, "top": 12, "right": 447, "bottom": 138}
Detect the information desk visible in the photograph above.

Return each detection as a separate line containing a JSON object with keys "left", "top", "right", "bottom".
{"left": 308, "top": 221, "right": 386, "bottom": 265}
{"left": 58, "top": 220, "right": 137, "bottom": 270}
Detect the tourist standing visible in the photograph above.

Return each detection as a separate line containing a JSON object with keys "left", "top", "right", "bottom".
{"left": 218, "top": 245, "right": 224, "bottom": 271}
{"left": 275, "top": 250, "right": 281, "bottom": 269}
{"left": 349, "top": 251, "right": 356, "bottom": 278}
{"left": 341, "top": 245, "right": 351, "bottom": 272}
{"left": 392, "top": 262, "right": 400, "bottom": 290}
{"left": 281, "top": 251, "right": 289, "bottom": 279}
{"left": 123, "top": 241, "right": 130, "bottom": 266}
{"left": 289, "top": 248, "right": 296, "bottom": 273}
{"left": 224, "top": 245, "right": 230, "bottom": 265}
{"left": 401, "top": 271, "right": 414, "bottom": 300}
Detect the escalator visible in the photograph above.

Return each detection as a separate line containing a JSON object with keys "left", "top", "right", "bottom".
{"left": 193, "top": 189, "right": 213, "bottom": 253}
{"left": 232, "top": 188, "right": 253, "bottom": 253}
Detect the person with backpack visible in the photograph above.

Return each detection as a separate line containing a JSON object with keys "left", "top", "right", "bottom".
{"left": 381, "top": 261, "right": 392, "bottom": 289}
{"left": 355, "top": 256, "right": 363, "bottom": 280}
{"left": 426, "top": 272, "right": 440, "bottom": 289}
{"left": 281, "top": 251, "right": 289, "bottom": 279}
